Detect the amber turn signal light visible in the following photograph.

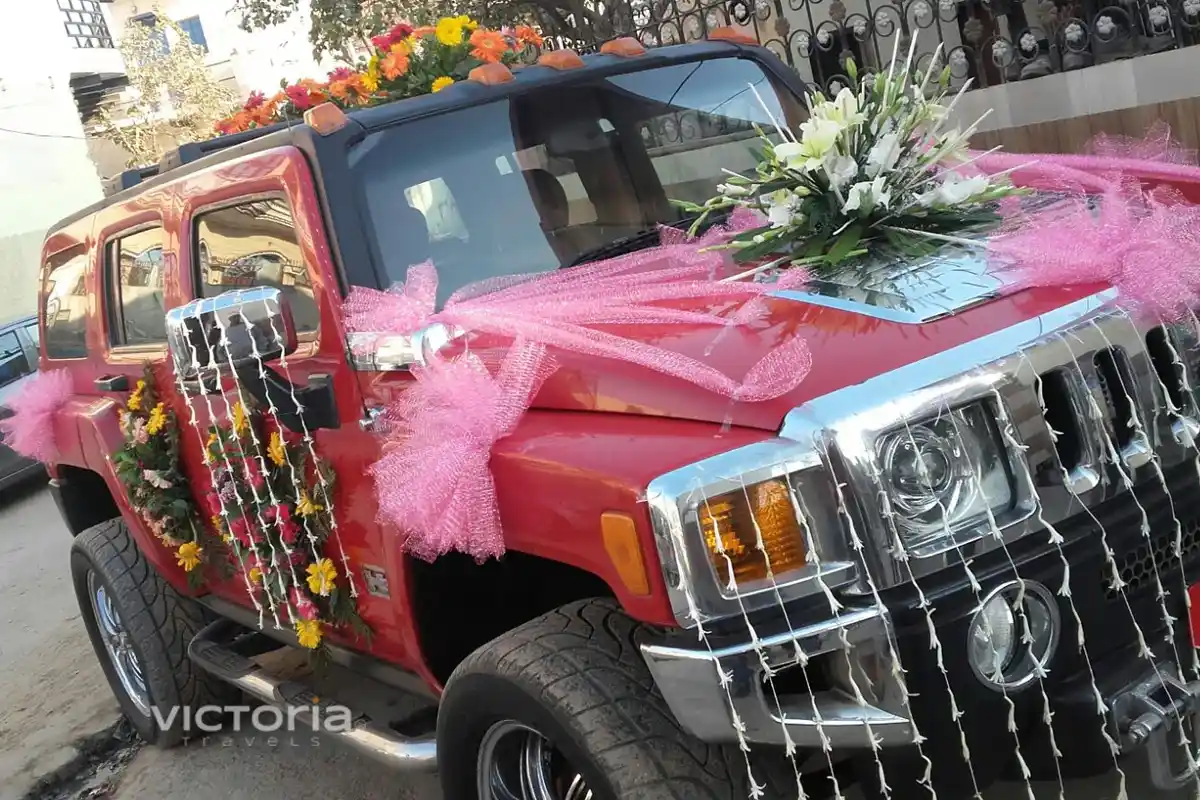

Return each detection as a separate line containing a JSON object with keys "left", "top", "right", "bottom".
{"left": 537, "top": 49, "right": 585, "bottom": 70}
{"left": 698, "top": 479, "right": 807, "bottom": 589}
{"left": 601, "top": 512, "right": 651, "bottom": 596}
{"left": 303, "top": 103, "right": 349, "bottom": 135}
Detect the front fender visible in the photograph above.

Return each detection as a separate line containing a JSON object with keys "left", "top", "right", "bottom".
{"left": 58, "top": 395, "right": 195, "bottom": 596}
{"left": 491, "top": 411, "right": 772, "bottom": 628}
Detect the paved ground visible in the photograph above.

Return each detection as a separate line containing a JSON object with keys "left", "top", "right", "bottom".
{"left": 0, "top": 482, "right": 1196, "bottom": 800}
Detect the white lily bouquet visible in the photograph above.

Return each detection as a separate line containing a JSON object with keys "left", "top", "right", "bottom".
{"left": 683, "top": 42, "right": 1021, "bottom": 273}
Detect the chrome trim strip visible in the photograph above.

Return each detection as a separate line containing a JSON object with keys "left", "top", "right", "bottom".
{"left": 346, "top": 324, "right": 460, "bottom": 371}
{"left": 641, "top": 606, "right": 916, "bottom": 747}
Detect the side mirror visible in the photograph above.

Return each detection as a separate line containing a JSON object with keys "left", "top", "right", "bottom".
{"left": 166, "top": 287, "right": 298, "bottom": 382}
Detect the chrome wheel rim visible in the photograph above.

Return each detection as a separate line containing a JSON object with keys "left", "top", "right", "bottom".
{"left": 476, "top": 720, "right": 593, "bottom": 800}
{"left": 87, "top": 570, "right": 152, "bottom": 717}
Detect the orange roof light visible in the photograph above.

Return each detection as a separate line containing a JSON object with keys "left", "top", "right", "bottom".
{"left": 601, "top": 512, "right": 651, "bottom": 597}
{"left": 537, "top": 49, "right": 585, "bottom": 70}
{"left": 303, "top": 103, "right": 348, "bottom": 136}
{"left": 600, "top": 38, "right": 647, "bottom": 57}
{"left": 707, "top": 26, "right": 759, "bottom": 46}
{"left": 468, "top": 62, "right": 514, "bottom": 86}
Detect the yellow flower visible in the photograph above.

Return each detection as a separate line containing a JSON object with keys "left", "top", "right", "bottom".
{"left": 248, "top": 566, "right": 262, "bottom": 584}
{"left": 176, "top": 542, "right": 203, "bottom": 572}
{"left": 127, "top": 389, "right": 143, "bottom": 412}
{"left": 206, "top": 431, "right": 218, "bottom": 448}
{"left": 431, "top": 76, "right": 455, "bottom": 93}
{"left": 146, "top": 403, "right": 168, "bottom": 435}
{"left": 296, "top": 491, "right": 323, "bottom": 518}
{"left": 232, "top": 402, "right": 249, "bottom": 437}
{"left": 435, "top": 15, "right": 467, "bottom": 45}
{"left": 268, "top": 431, "right": 287, "bottom": 467}
{"left": 306, "top": 558, "right": 337, "bottom": 596}
{"left": 295, "top": 619, "right": 323, "bottom": 649}
{"left": 459, "top": 15, "right": 479, "bottom": 30}
{"left": 362, "top": 56, "right": 380, "bottom": 92}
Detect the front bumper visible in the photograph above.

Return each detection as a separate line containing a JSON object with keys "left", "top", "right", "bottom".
{"left": 643, "top": 462, "right": 1200, "bottom": 788}
{"left": 642, "top": 605, "right": 915, "bottom": 749}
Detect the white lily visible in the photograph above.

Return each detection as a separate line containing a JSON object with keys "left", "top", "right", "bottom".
{"left": 717, "top": 182, "right": 751, "bottom": 196}
{"left": 915, "top": 174, "right": 990, "bottom": 207}
{"left": 764, "top": 188, "right": 805, "bottom": 228}
{"left": 842, "top": 176, "right": 892, "bottom": 215}
{"left": 776, "top": 118, "right": 842, "bottom": 172}
{"left": 865, "top": 132, "right": 903, "bottom": 178}
{"left": 812, "top": 87, "right": 867, "bottom": 128}
{"left": 822, "top": 153, "right": 860, "bottom": 191}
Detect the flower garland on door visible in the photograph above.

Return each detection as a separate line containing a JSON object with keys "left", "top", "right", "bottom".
{"left": 113, "top": 368, "right": 369, "bottom": 652}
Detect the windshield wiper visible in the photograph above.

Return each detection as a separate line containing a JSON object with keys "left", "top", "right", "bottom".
{"left": 563, "top": 228, "right": 661, "bottom": 268}
{"left": 562, "top": 210, "right": 733, "bottom": 269}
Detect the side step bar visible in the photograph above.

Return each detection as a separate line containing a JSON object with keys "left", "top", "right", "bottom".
{"left": 188, "top": 620, "right": 437, "bottom": 771}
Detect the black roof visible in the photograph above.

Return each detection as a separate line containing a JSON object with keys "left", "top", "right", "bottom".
{"left": 50, "top": 40, "right": 783, "bottom": 235}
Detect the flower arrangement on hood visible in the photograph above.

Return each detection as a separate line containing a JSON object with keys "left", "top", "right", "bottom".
{"left": 682, "top": 41, "right": 1021, "bottom": 274}
{"left": 214, "top": 17, "right": 543, "bottom": 136}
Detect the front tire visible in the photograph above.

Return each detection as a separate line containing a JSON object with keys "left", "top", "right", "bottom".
{"left": 71, "top": 518, "right": 232, "bottom": 747}
{"left": 437, "top": 598, "right": 765, "bottom": 800}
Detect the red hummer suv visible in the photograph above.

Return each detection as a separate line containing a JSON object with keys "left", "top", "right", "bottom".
{"left": 36, "top": 36, "right": 1200, "bottom": 800}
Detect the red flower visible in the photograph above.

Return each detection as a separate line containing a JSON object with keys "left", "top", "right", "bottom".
{"left": 285, "top": 84, "right": 313, "bottom": 111}
{"left": 265, "top": 504, "right": 301, "bottom": 545}
{"left": 327, "top": 66, "right": 355, "bottom": 81}
{"left": 229, "top": 516, "right": 262, "bottom": 549}
{"left": 242, "top": 460, "right": 266, "bottom": 491}
{"left": 389, "top": 22, "right": 414, "bottom": 41}
{"left": 203, "top": 490, "right": 221, "bottom": 515}
{"left": 290, "top": 587, "right": 319, "bottom": 620}
{"left": 372, "top": 22, "right": 414, "bottom": 51}
{"left": 244, "top": 90, "right": 266, "bottom": 110}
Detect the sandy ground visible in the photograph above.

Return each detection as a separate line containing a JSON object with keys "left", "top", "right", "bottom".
{"left": 0, "top": 481, "right": 1196, "bottom": 800}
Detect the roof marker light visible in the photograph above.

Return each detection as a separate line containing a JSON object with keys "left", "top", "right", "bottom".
{"left": 468, "top": 62, "right": 514, "bottom": 85}
{"left": 303, "top": 103, "right": 348, "bottom": 135}
{"left": 600, "top": 38, "right": 647, "bottom": 57}
{"left": 537, "top": 49, "right": 585, "bottom": 70}
{"left": 707, "top": 26, "right": 759, "bottom": 45}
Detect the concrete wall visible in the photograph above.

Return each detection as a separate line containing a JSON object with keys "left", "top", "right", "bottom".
{"left": 0, "top": 3, "right": 107, "bottom": 324}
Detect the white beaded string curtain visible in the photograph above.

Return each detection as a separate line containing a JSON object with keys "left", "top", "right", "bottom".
{"left": 681, "top": 323, "right": 1200, "bottom": 799}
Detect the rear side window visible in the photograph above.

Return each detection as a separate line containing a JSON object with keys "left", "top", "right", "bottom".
{"left": 0, "top": 330, "right": 32, "bottom": 387}
{"left": 107, "top": 227, "right": 167, "bottom": 347}
{"left": 43, "top": 246, "right": 90, "bottom": 359}
{"left": 195, "top": 199, "right": 319, "bottom": 334}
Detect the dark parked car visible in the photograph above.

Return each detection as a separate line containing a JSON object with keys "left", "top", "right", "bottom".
{"left": 0, "top": 315, "right": 47, "bottom": 491}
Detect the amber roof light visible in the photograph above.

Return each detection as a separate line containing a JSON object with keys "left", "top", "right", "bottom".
{"left": 468, "top": 62, "right": 514, "bottom": 85}
{"left": 537, "top": 49, "right": 585, "bottom": 70}
{"left": 303, "top": 103, "right": 348, "bottom": 135}
{"left": 600, "top": 38, "right": 647, "bottom": 57}
{"left": 707, "top": 26, "right": 759, "bottom": 45}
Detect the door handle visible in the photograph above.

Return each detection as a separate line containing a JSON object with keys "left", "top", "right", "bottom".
{"left": 95, "top": 374, "right": 129, "bottom": 392}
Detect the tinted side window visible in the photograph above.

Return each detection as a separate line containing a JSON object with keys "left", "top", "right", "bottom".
{"left": 195, "top": 199, "right": 319, "bottom": 334}
{"left": 0, "top": 331, "right": 31, "bottom": 386}
{"left": 108, "top": 227, "right": 167, "bottom": 346}
{"left": 43, "top": 246, "right": 90, "bottom": 359}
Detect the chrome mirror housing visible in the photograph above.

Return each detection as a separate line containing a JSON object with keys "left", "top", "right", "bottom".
{"left": 166, "top": 287, "right": 298, "bottom": 382}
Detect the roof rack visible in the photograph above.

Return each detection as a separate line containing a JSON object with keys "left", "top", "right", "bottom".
{"left": 102, "top": 121, "right": 291, "bottom": 197}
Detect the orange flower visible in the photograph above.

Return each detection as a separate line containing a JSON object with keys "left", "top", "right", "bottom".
{"left": 382, "top": 42, "right": 410, "bottom": 80}
{"left": 515, "top": 25, "right": 543, "bottom": 48}
{"left": 469, "top": 29, "right": 508, "bottom": 63}
{"left": 412, "top": 25, "right": 436, "bottom": 38}
{"left": 329, "top": 73, "right": 367, "bottom": 103}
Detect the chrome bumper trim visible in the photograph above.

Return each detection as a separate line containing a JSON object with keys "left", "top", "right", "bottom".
{"left": 640, "top": 606, "right": 916, "bottom": 748}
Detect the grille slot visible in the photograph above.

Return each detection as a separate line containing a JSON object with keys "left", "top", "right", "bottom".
{"left": 1110, "top": 515, "right": 1200, "bottom": 599}
{"left": 1039, "top": 369, "right": 1083, "bottom": 473}
{"left": 1147, "top": 326, "right": 1187, "bottom": 411}
{"left": 1094, "top": 348, "right": 1137, "bottom": 449}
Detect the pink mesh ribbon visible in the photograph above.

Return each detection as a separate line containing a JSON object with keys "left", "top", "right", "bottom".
{"left": 345, "top": 219, "right": 813, "bottom": 561}
{"left": 0, "top": 369, "right": 72, "bottom": 462}
{"left": 976, "top": 126, "right": 1200, "bottom": 318}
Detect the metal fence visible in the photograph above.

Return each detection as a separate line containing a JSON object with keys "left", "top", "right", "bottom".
{"left": 511, "top": 0, "right": 1200, "bottom": 93}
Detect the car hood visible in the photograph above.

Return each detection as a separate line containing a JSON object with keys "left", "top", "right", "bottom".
{"left": 525, "top": 249, "right": 1105, "bottom": 433}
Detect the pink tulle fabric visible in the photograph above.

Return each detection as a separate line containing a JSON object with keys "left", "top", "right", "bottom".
{"left": 977, "top": 126, "right": 1200, "bottom": 318}
{"left": 0, "top": 369, "right": 73, "bottom": 462}
{"left": 345, "top": 214, "right": 813, "bottom": 561}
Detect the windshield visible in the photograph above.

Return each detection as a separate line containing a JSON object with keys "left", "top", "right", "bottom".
{"left": 350, "top": 56, "right": 806, "bottom": 304}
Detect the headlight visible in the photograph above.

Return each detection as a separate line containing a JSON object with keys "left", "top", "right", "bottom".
{"left": 877, "top": 403, "right": 1014, "bottom": 550}
{"left": 698, "top": 478, "right": 808, "bottom": 593}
